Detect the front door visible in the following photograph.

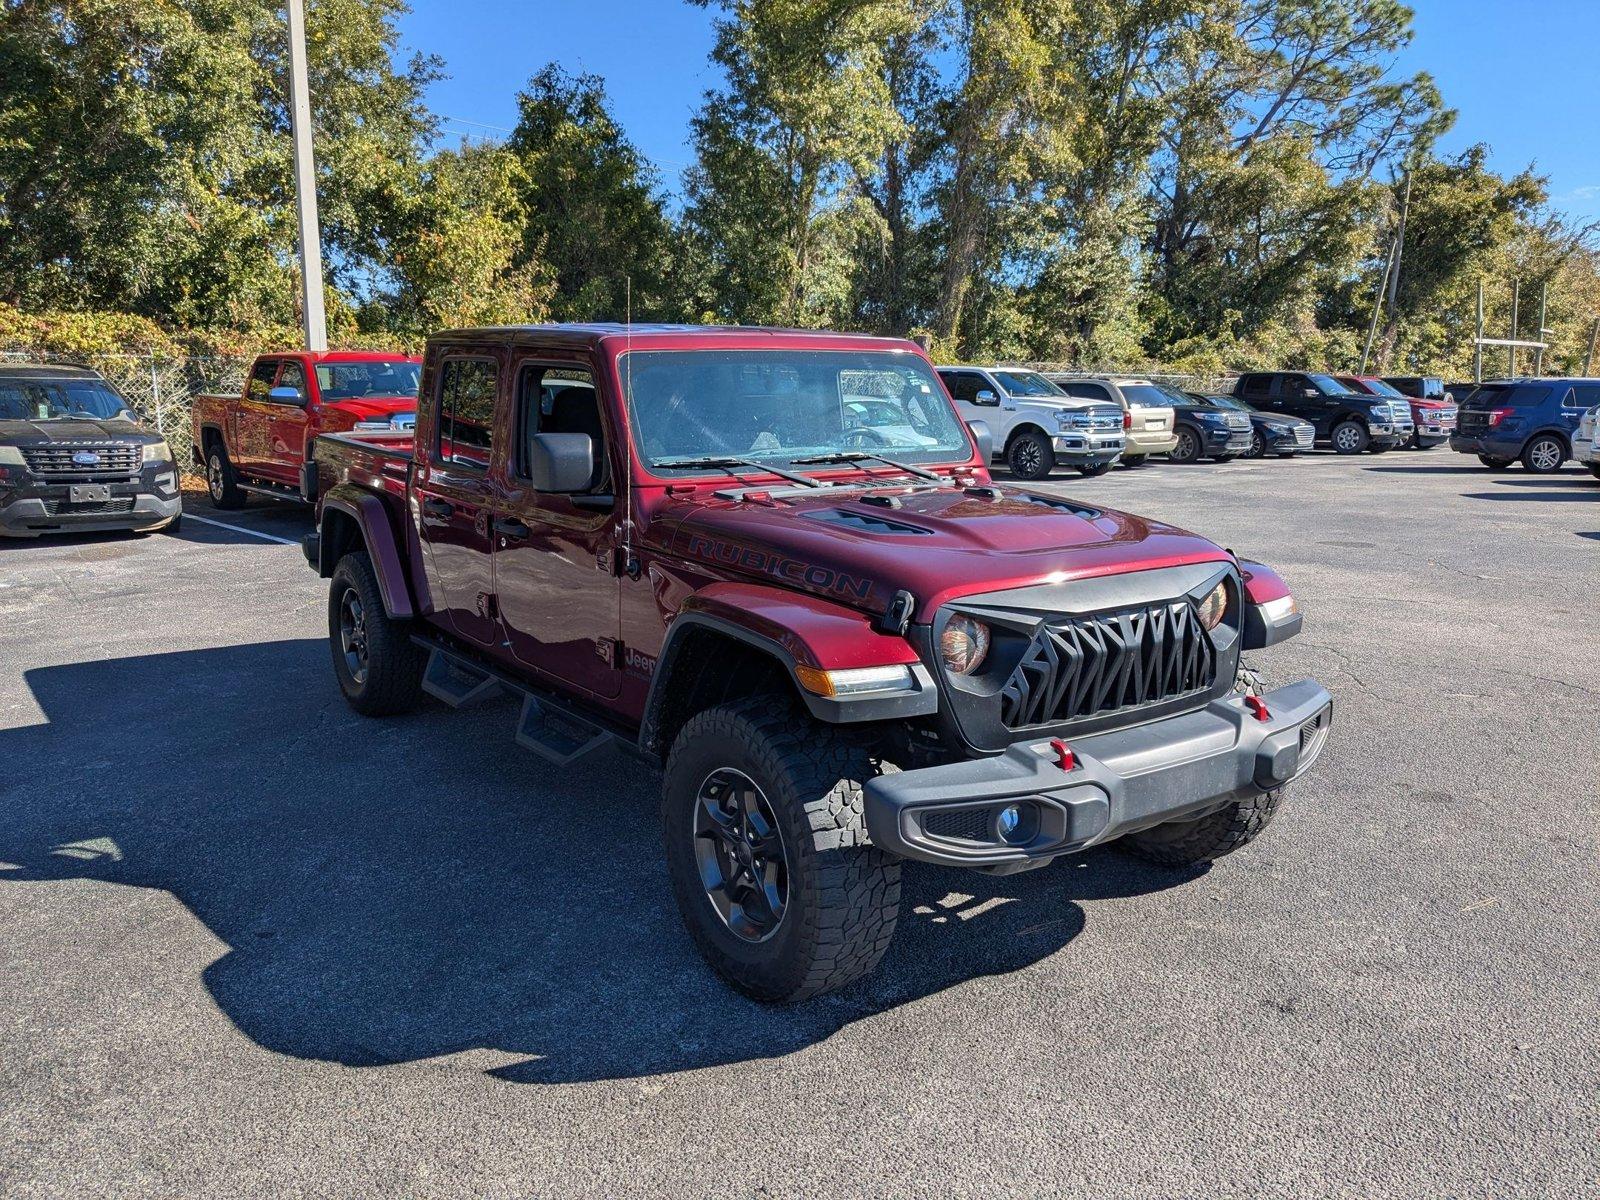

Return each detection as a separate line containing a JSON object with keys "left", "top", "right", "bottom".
{"left": 261, "top": 359, "right": 311, "bottom": 485}
{"left": 414, "top": 354, "right": 501, "bottom": 648}
{"left": 1279, "top": 375, "right": 1332, "bottom": 434}
{"left": 492, "top": 359, "right": 622, "bottom": 699}
{"left": 940, "top": 370, "right": 1002, "bottom": 451}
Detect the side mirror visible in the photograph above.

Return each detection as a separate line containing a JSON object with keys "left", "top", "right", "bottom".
{"left": 973, "top": 388, "right": 998, "bottom": 406}
{"left": 268, "top": 385, "right": 306, "bottom": 406}
{"left": 966, "top": 419, "right": 993, "bottom": 463}
{"left": 526, "top": 432, "right": 594, "bottom": 492}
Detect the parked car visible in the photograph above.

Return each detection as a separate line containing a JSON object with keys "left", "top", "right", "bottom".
{"left": 1341, "top": 375, "right": 1456, "bottom": 449}
{"left": 302, "top": 323, "right": 1332, "bottom": 1002}
{"left": 936, "top": 365, "right": 1124, "bottom": 479}
{"left": 1575, "top": 404, "right": 1600, "bottom": 479}
{"left": 0, "top": 364, "right": 181, "bottom": 538}
{"left": 1141, "top": 387, "right": 1253, "bottom": 462}
{"left": 1382, "top": 376, "right": 1445, "bottom": 400}
{"left": 192, "top": 350, "right": 422, "bottom": 507}
{"left": 1232, "top": 371, "right": 1413, "bottom": 454}
{"left": 1041, "top": 376, "right": 1178, "bottom": 466}
{"left": 1187, "top": 392, "right": 1314, "bottom": 458}
{"left": 1451, "top": 378, "right": 1600, "bottom": 472}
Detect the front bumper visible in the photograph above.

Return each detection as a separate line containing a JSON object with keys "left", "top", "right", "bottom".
{"left": 1366, "top": 422, "right": 1412, "bottom": 447}
{"left": 1050, "top": 432, "right": 1124, "bottom": 464}
{"left": 0, "top": 469, "right": 182, "bottom": 538}
{"left": 1578, "top": 441, "right": 1600, "bottom": 466}
{"left": 1206, "top": 426, "right": 1254, "bottom": 455}
{"left": 865, "top": 678, "right": 1332, "bottom": 869}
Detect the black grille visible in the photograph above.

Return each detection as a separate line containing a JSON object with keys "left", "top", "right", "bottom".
{"left": 998, "top": 601, "right": 1217, "bottom": 729}
{"left": 40, "top": 497, "right": 136, "bottom": 516}
{"left": 923, "top": 807, "right": 992, "bottom": 842}
{"left": 22, "top": 443, "right": 141, "bottom": 478}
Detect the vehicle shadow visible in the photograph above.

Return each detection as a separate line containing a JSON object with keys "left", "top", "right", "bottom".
{"left": 1485, "top": 476, "right": 1597, "bottom": 488}
{"left": 1, "top": 640, "right": 1201, "bottom": 1084}
{"left": 1459, "top": 490, "right": 1598, "bottom": 503}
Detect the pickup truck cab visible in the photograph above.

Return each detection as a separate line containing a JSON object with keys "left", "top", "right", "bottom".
{"left": 192, "top": 350, "right": 421, "bottom": 506}
{"left": 1233, "top": 371, "right": 1413, "bottom": 454}
{"left": 1340, "top": 375, "right": 1456, "bottom": 449}
{"left": 304, "top": 324, "right": 1332, "bottom": 1002}
{"left": 935, "top": 365, "right": 1124, "bottom": 479}
{"left": 0, "top": 364, "right": 181, "bottom": 538}
{"left": 1450, "top": 377, "right": 1600, "bottom": 473}
{"left": 1043, "top": 376, "right": 1179, "bottom": 466}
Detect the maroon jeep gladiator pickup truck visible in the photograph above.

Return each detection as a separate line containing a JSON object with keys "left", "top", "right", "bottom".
{"left": 303, "top": 324, "right": 1332, "bottom": 1001}
{"left": 192, "top": 350, "right": 421, "bottom": 506}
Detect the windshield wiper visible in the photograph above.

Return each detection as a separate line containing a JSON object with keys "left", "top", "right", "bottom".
{"left": 790, "top": 450, "right": 942, "bottom": 482}
{"left": 652, "top": 456, "right": 823, "bottom": 489}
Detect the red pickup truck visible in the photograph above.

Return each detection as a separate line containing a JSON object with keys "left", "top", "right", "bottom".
{"left": 191, "top": 350, "right": 421, "bottom": 506}
{"left": 302, "top": 324, "right": 1332, "bottom": 1001}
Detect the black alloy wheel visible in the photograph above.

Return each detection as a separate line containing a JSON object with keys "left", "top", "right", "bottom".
{"left": 692, "top": 767, "right": 790, "bottom": 943}
{"left": 1007, "top": 429, "right": 1054, "bottom": 480}
{"left": 337, "top": 585, "right": 369, "bottom": 687}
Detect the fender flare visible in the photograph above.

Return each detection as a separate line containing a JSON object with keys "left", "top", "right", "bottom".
{"left": 317, "top": 484, "right": 414, "bottom": 619}
{"left": 1238, "top": 560, "right": 1301, "bottom": 649}
{"left": 639, "top": 582, "right": 935, "bottom": 753}
{"left": 194, "top": 422, "right": 226, "bottom": 464}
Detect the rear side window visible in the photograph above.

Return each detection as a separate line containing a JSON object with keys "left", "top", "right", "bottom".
{"left": 436, "top": 358, "right": 498, "bottom": 469}
{"left": 1571, "top": 384, "right": 1600, "bottom": 410}
{"left": 1119, "top": 384, "right": 1174, "bottom": 408}
{"left": 1497, "top": 385, "right": 1553, "bottom": 409}
{"left": 1063, "top": 381, "right": 1112, "bottom": 400}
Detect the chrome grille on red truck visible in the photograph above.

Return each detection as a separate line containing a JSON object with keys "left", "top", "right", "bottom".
{"left": 21, "top": 443, "right": 141, "bottom": 479}
{"left": 998, "top": 600, "right": 1217, "bottom": 729}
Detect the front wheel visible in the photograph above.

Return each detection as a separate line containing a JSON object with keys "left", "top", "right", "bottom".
{"left": 662, "top": 698, "right": 902, "bottom": 1002}
{"left": 1522, "top": 435, "right": 1565, "bottom": 474}
{"left": 1169, "top": 426, "right": 1201, "bottom": 463}
{"left": 1331, "top": 421, "right": 1369, "bottom": 455}
{"left": 1006, "top": 429, "right": 1055, "bottom": 480}
{"left": 1247, "top": 429, "right": 1266, "bottom": 458}
{"left": 328, "top": 551, "right": 427, "bottom": 716}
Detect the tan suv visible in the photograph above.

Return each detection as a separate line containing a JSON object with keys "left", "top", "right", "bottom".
{"left": 1045, "top": 376, "right": 1179, "bottom": 466}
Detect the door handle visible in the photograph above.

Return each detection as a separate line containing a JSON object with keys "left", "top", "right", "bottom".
{"left": 422, "top": 497, "right": 453, "bottom": 519}
{"left": 493, "top": 516, "right": 530, "bottom": 540}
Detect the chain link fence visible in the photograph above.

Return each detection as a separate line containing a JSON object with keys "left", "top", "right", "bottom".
{"left": 1, "top": 351, "right": 252, "bottom": 476}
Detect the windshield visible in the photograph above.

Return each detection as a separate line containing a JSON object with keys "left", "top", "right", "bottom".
{"left": 622, "top": 349, "right": 972, "bottom": 471}
{"left": 315, "top": 360, "right": 421, "bottom": 400}
{"left": 1307, "top": 374, "right": 1348, "bottom": 395}
{"left": 1207, "top": 393, "right": 1250, "bottom": 412}
{"left": 992, "top": 370, "right": 1067, "bottom": 398}
{"left": 0, "top": 377, "right": 134, "bottom": 421}
{"left": 1356, "top": 378, "right": 1406, "bottom": 398}
{"left": 1120, "top": 383, "right": 1179, "bottom": 408}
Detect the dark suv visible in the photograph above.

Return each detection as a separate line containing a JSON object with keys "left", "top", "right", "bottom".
{"left": 0, "top": 364, "right": 182, "bottom": 538}
{"left": 1450, "top": 378, "right": 1600, "bottom": 473}
{"left": 1232, "top": 372, "right": 1413, "bottom": 454}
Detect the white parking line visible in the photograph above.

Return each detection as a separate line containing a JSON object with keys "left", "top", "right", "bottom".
{"left": 183, "top": 513, "right": 299, "bottom": 546}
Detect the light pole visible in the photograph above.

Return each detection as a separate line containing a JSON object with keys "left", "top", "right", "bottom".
{"left": 286, "top": 0, "right": 328, "bottom": 351}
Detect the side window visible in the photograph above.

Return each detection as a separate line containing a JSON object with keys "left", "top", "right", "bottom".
{"left": 940, "top": 372, "right": 978, "bottom": 403}
{"left": 436, "top": 358, "right": 498, "bottom": 470}
{"left": 1238, "top": 374, "right": 1270, "bottom": 400}
{"left": 1570, "top": 384, "right": 1600, "bottom": 410}
{"left": 1559, "top": 387, "right": 1589, "bottom": 410}
{"left": 514, "top": 363, "right": 604, "bottom": 489}
{"left": 1065, "top": 382, "right": 1110, "bottom": 400}
{"left": 247, "top": 360, "right": 278, "bottom": 403}
{"left": 276, "top": 361, "right": 307, "bottom": 403}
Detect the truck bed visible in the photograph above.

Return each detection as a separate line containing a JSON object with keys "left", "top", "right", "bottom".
{"left": 310, "top": 430, "right": 414, "bottom": 503}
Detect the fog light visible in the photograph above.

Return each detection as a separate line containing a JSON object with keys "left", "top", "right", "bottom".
{"left": 997, "top": 804, "right": 1021, "bottom": 838}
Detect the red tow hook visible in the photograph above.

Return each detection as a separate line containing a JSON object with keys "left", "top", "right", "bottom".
{"left": 1050, "top": 738, "right": 1076, "bottom": 771}
{"left": 1244, "top": 695, "right": 1271, "bottom": 722}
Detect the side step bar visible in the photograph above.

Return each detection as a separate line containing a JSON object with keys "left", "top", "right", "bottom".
{"left": 239, "top": 480, "right": 310, "bottom": 505}
{"left": 414, "top": 639, "right": 622, "bottom": 765}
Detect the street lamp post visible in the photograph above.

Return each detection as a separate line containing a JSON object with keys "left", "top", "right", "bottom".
{"left": 286, "top": 0, "right": 328, "bottom": 352}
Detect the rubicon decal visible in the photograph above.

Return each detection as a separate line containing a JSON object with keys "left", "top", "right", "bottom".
{"left": 684, "top": 534, "right": 873, "bottom": 601}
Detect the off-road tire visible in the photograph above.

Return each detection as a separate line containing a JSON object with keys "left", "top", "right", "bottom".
{"left": 1077, "top": 461, "right": 1114, "bottom": 477}
{"left": 1006, "top": 429, "right": 1055, "bottom": 480}
{"left": 1331, "top": 420, "right": 1369, "bottom": 455}
{"left": 1120, "top": 660, "right": 1283, "bottom": 867}
{"left": 1478, "top": 454, "right": 1513, "bottom": 470}
{"left": 206, "top": 443, "right": 246, "bottom": 509}
{"left": 1521, "top": 434, "right": 1565, "bottom": 474}
{"left": 1169, "top": 426, "right": 1202, "bottom": 463}
{"left": 662, "top": 697, "right": 902, "bottom": 1002}
{"left": 328, "top": 551, "right": 426, "bottom": 716}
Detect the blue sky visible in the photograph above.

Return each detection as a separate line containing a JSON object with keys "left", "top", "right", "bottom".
{"left": 396, "top": 0, "right": 1600, "bottom": 224}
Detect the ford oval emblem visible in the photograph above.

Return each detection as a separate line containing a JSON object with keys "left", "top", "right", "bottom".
{"left": 72, "top": 451, "right": 102, "bottom": 466}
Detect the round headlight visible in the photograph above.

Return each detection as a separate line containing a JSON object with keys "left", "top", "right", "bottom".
{"left": 1196, "top": 581, "right": 1229, "bottom": 630}
{"left": 939, "top": 614, "right": 991, "bottom": 675}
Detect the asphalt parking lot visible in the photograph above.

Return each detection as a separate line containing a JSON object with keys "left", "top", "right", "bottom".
{"left": 2, "top": 452, "right": 1596, "bottom": 1198}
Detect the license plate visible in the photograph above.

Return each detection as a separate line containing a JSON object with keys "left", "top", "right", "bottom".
{"left": 70, "top": 484, "right": 111, "bottom": 503}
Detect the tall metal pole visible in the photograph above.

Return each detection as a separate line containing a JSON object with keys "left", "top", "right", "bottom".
{"left": 286, "top": 0, "right": 327, "bottom": 352}
{"left": 1586, "top": 316, "right": 1599, "bottom": 375}
{"left": 1385, "top": 169, "right": 1412, "bottom": 312}
{"left": 1361, "top": 236, "right": 1398, "bottom": 373}
{"left": 1508, "top": 281, "right": 1519, "bottom": 378}
{"left": 1533, "top": 283, "right": 1547, "bottom": 375}
{"left": 1474, "top": 280, "right": 1484, "bottom": 383}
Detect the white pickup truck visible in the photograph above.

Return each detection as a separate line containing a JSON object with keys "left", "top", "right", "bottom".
{"left": 936, "top": 365, "right": 1125, "bottom": 480}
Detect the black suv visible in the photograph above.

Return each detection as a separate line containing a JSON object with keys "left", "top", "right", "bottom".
{"left": 1232, "top": 371, "right": 1413, "bottom": 454}
{"left": 1450, "top": 378, "right": 1600, "bottom": 473}
{"left": 0, "top": 364, "right": 182, "bottom": 538}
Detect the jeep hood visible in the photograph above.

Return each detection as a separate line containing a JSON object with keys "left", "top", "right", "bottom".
{"left": 662, "top": 483, "right": 1231, "bottom": 621}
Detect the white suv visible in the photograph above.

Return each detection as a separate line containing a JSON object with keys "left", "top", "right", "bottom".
{"left": 1577, "top": 404, "right": 1600, "bottom": 480}
{"left": 936, "top": 366, "right": 1125, "bottom": 480}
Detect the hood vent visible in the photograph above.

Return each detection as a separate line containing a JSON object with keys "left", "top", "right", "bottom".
{"left": 808, "top": 508, "right": 933, "bottom": 536}
{"left": 1015, "top": 493, "right": 1101, "bottom": 519}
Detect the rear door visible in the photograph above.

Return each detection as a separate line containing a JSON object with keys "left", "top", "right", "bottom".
{"left": 492, "top": 358, "right": 622, "bottom": 699}
{"left": 259, "top": 358, "right": 311, "bottom": 485}
{"left": 413, "top": 352, "right": 502, "bottom": 648}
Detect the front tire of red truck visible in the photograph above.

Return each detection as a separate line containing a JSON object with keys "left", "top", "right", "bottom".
{"left": 328, "top": 551, "right": 427, "bottom": 717}
{"left": 662, "top": 697, "right": 902, "bottom": 1003}
{"left": 206, "top": 444, "right": 246, "bottom": 509}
